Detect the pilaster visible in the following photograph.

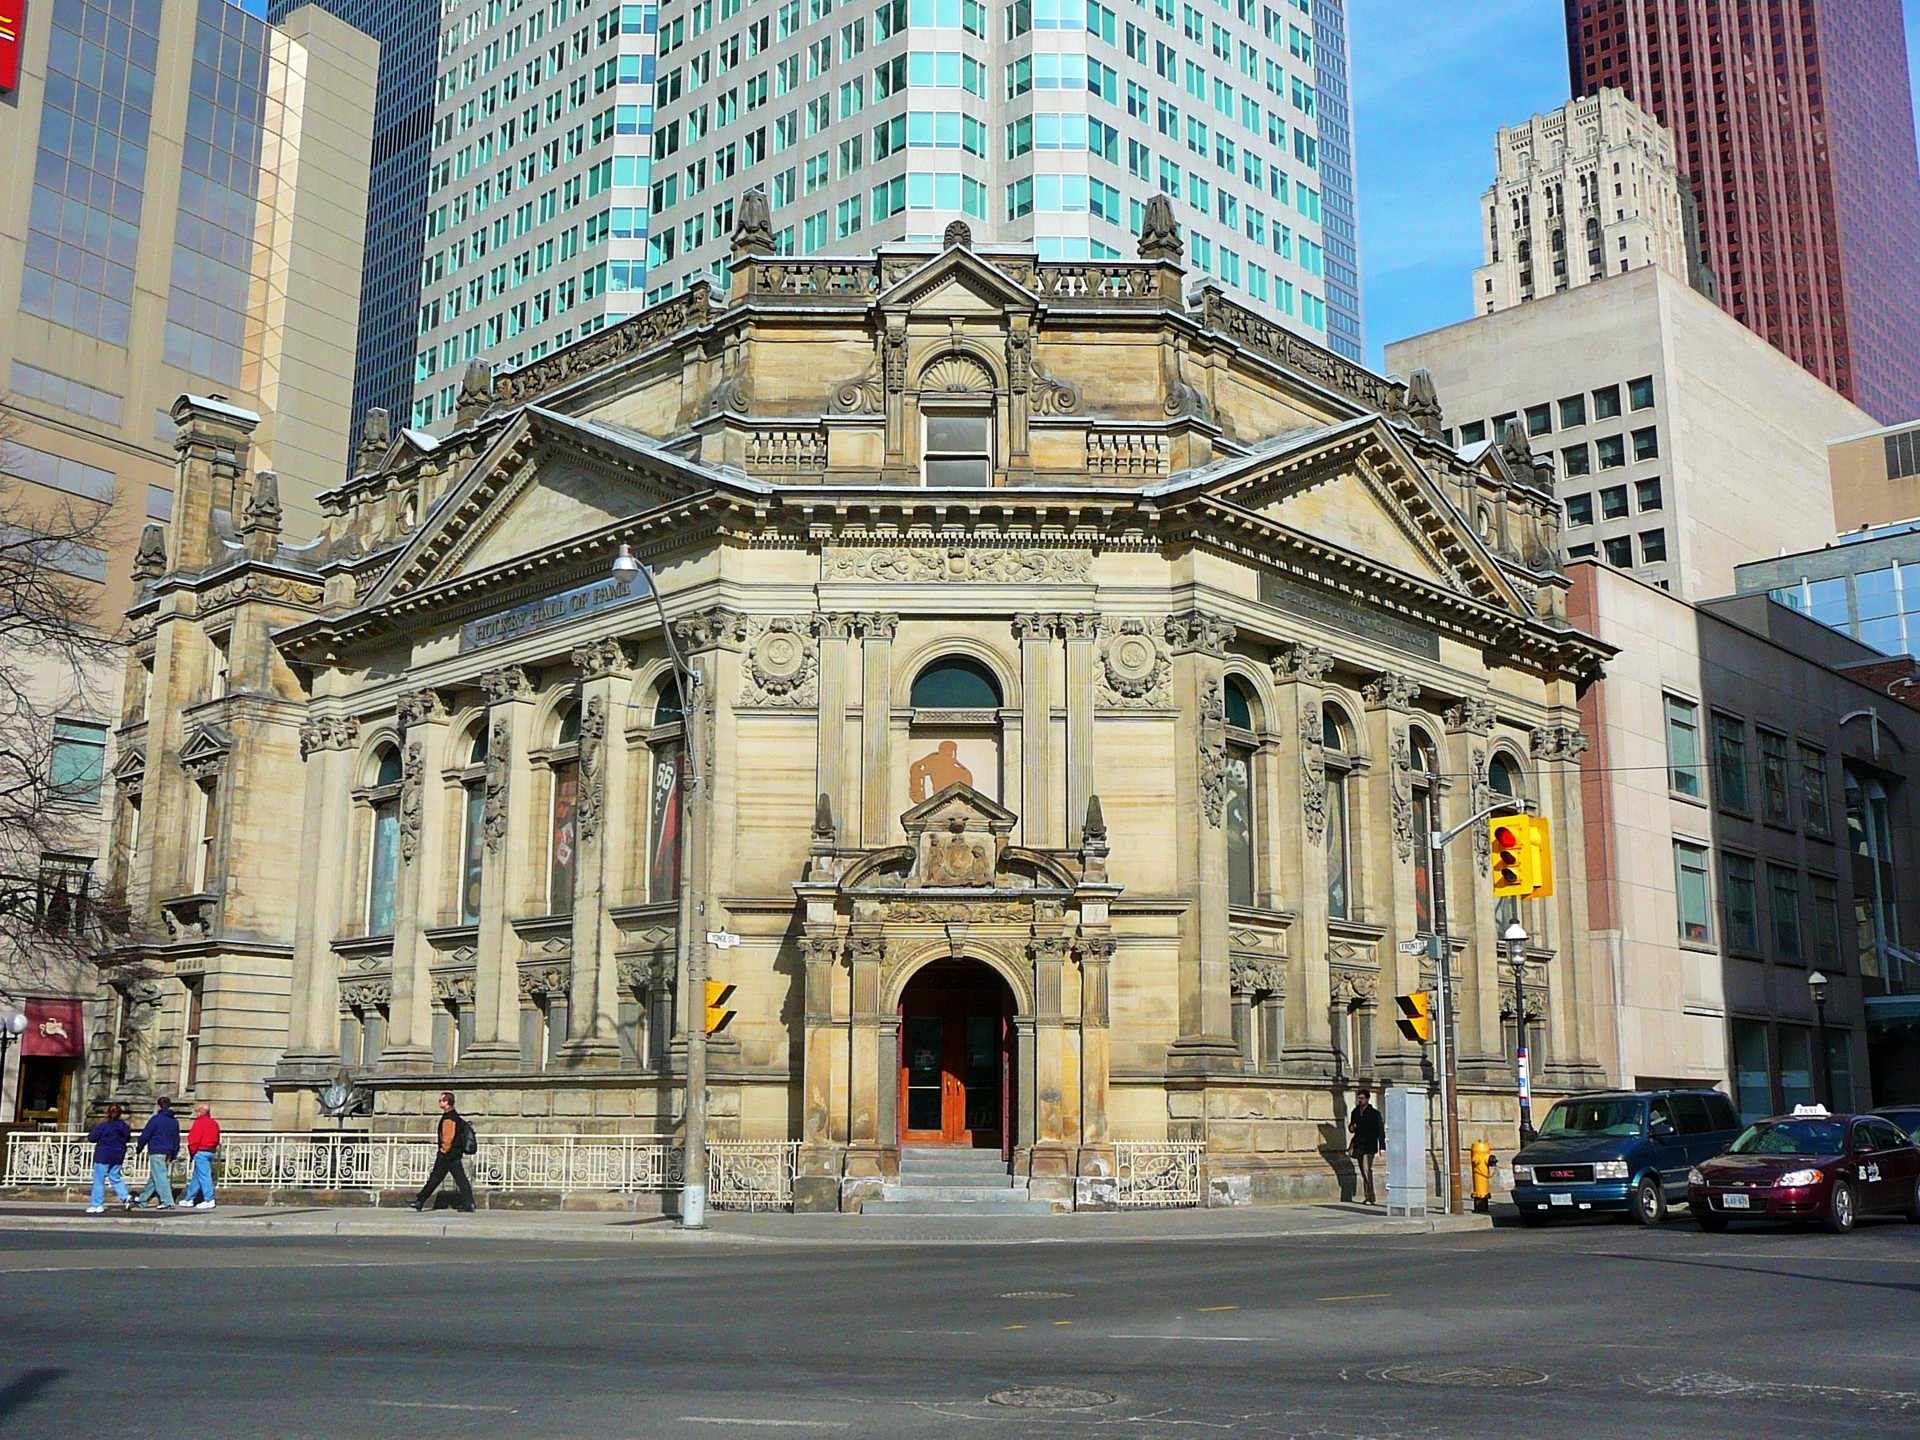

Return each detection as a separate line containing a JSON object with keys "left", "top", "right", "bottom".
{"left": 285, "top": 717, "right": 357, "bottom": 1062}
{"left": 1166, "top": 609, "right": 1239, "bottom": 1072}
{"left": 1361, "top": 670, "right": 1422, "bottom": 1083}
{"left": 858, "top": 613, "right": 897, "bottom": 847}
{"left": 1014, "top": 614, "right": 1052, "bottom": 847}
{"left": 467, "top": 665, "right": 536, "bottom": 1066}
{"left": 386, "top": 688, "right": 451, "bottom": 1065}
{"left": 1273, "top": 643, "right": 1337, "bottom": 1071}
{"left": 1060, "top": 613, "right": 1098, "bottom": 847}
{"left": 564, "top": 640, "right": 633, "bottom": 1063}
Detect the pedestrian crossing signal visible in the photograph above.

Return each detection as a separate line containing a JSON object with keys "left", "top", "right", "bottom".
{"left": 1395, "top": 991, "right": 1433, "bottom": 1044}
{"left": 704, "top": 980, "right": 736, "bottom": 1035}
{"left": 1489, "top": 814, "right": 1554, "bottom": 899}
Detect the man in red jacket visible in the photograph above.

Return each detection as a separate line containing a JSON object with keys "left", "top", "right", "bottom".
{"left": 182, "top": 1103, "right": 221, "bottom": 1210}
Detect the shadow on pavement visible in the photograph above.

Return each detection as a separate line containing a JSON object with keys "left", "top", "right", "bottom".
{"left": 0, "top": 1368, "right": 63, "bottom": 1423}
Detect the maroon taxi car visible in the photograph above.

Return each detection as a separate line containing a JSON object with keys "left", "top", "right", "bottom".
{"left": 1688, "top": 1109, "right": 1920, "bottom": 1233}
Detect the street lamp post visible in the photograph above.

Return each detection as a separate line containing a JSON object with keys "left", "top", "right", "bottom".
{"left": 1, "top": 1007, "right": 28, "bottom": 1116}
{"left": 1503, "top": 921, "right": 1536, "bottom": 1146}
{"left": 614, "top": 545, "right": 710, "bottom": 1230}
{"left": 1808, "top": 970, "right": 1830, "bottom": 1108}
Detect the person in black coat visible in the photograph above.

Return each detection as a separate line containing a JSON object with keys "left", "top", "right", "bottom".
{"left": 1348, "top": 1085, "right": 1386, "bottom": 1205}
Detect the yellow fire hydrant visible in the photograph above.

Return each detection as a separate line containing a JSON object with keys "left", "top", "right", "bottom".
{"left": 1470, "top": 1140, "right": 1494, "bottom": 1213}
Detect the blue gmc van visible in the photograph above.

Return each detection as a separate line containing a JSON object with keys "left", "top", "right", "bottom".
{"left": 1511, "top": 1088, "right": 1742, "bottom": 1225}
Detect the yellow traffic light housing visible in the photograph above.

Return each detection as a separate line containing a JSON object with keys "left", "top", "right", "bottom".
{"left": 1489, "top": 814, "right": 1554, "bottom": 899}
{"left": 704, "top": 980, "right": 736, "bottom": 1035}
{"left": 1395, "top": 990, "right": 1433, "bottom": 1044}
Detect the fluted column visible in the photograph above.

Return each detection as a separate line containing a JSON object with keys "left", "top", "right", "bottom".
{"left": 1166, "top": 609, "right": 1239, "bottom": 1071}
{"left": 387, "top": 689, "right": 451, "bottom": 1065}
{"left": 1362, "top": 671, "right": 1423, "bottom": 1083}
{"left": 1015, "top": 614, "right": 1053, "bottom": 847}
{"left": 1273, "top": 643, "right": 1337, "bottom": 1071}
{"left": 565, "top": 639, "right": 634, "bottom": 1062}
{"left": 858, "top": 613, "right": 897, "bottom": 847}
{"left": 1061, "top": 613, "right": 1098, "bottom": 847}
{"left": 286, "top": 718, "right": 358, "bottom": 1062}
{"left": 468, "top": 665, "right": 536, "bottom": 1065}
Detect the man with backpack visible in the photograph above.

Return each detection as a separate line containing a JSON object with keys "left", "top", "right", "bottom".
{"left": 409, "top": 1091, "right": 476, "bottom": 1213}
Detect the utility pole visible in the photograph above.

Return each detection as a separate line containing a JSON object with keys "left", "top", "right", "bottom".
{"left": 617, "top": 548, "right": 710, "bottom": 1230}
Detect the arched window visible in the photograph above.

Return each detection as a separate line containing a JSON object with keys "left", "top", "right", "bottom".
{"left": 1410, "top": 731, "right": 1442, "bottom": 935}
{"left": 1324, "top": 703, "right": 1355, "bottom": 920}
{"left": 908, "top": 657, "right": 1004, "bottom": 802}
{"left": 365, "top": 745, "right": 403, "bottom": 935}
{"left": 456, "top": 725, "right": 489, "bottom": 926}
{"left": 646, "top": 683, "right": 686, "bottom": 901}
{"left": 1224, "top": 678, "right": 1258, "bottom": 908}
{"left": 918, "top": 354, "right": 997, "bottom": 487}
{"left": 547, "top": 702, "right": 581, "bottom": 916}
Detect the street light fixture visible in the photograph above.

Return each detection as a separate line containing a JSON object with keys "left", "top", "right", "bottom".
{"left": 1502, "top": 921, "right": 1537, "bottom": 1145}
{"left": 1, "top": 1008, "right": 28, "bottom": 1115}
{"left": 614, "top": 545, "right": 711, "bottom": 1230}
{"left": 1807, "top": 970, "right": 1831, "bottom": 1108}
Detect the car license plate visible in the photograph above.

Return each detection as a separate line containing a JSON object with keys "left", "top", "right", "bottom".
{"left": 1550, "top": 1192, "right": 1573, "bottom": 1207}
{"left": 1722, "top": 1192, "right": 1750, "bottom": 1210}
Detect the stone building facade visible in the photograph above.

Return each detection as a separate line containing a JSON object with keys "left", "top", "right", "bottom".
{"left": 93, "top": 202, "right": 1610, "bottom": 1208}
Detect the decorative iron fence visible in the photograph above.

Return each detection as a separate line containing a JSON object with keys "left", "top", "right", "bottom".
{"left": 3, "top": 1132, "right": 683, "bottom": 1197}
{"left": 706, "top": 1141, "right": 800, "bottom": 1210}
{"left": 1114, "top": 1141, "right": 1205, "bottom": 1208}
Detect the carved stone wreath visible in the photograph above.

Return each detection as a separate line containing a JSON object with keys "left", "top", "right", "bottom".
{"left": 738, "top": 616, "right": 820, "bottom": 708}
{"left": 1096, "top": 619, "right": 1171, "bottom": 709}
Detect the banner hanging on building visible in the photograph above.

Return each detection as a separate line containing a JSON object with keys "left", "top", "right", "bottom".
{"left": 0, "top": 3, "right": 22, "bottom": 94}
{"left": 24, "top": 999, "right": 84, "bottom": 1057}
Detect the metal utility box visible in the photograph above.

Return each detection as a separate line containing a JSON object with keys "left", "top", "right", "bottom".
{"left": 1386, "top": 1085, "right": 1429, "bottom": 1217}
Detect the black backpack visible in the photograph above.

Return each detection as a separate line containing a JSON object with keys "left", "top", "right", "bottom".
{"left": 455, "top": 1115, "right": 478, "bottom": 1155}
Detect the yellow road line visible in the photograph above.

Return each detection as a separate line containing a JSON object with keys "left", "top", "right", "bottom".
{"left": 1316, "top": 1292, "right": 1389, "bottom": 1302}
{"left": 1198, "top": 1305, "right": 1238, "bottom": 1312}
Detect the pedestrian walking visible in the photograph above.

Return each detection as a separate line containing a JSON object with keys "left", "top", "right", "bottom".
{"left": 86, "top": 1104, "right": 134, "bottom": 1214}
{"left": 1348, "top": 1084, "right": 1386, "bottom": 1205}
{"left": 408, "top": 1091, "right": 476, "bottom": 1213}
{"left": 135, "top": 1095, "right": 181, "bottom": 1210}
{"left": 182, "top": 1103, "right": 221, "bottom": 1209}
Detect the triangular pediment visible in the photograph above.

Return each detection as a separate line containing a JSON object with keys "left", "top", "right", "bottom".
{"left": 178, "top": 726, "right": 232, "bottom": 767}
{"left": 1191, "top": 419, "right": 1520, "bottom": 609}
{"left": 366, "top": 410, "right": 719, "bottom": 603}
{"left": 877, "top": 247, "right": 1038, "bottom": 315}
{"left": 902, "top": 781, "right": 1018, "bottom": 835}
{"left": 110, "top": 744, "right": 147, "bottom": 780}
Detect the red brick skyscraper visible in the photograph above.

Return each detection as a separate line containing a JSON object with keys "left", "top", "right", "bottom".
{"left": 1566, "top": 0, "right": 1920, "bottom": 423}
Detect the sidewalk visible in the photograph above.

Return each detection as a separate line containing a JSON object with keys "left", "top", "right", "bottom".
{"left": 0, "top": 1197, "right": 1493, "bottom": 1247}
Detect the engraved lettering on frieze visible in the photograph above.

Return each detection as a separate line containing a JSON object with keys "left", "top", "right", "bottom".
{"left": 1097, "top": 618, "right": 1171, "bottom": 709}
{"left": 737, "top": 615, "right": 820, "bottom": 708}
{"left": 483, "top": 716, "right": 511, "bottom": 852}
{"left": 1300, "top": 707, "right": 1328, "bottom": 845}
{"left": 822, "top": 548, "right": 1091, "bottom": 584}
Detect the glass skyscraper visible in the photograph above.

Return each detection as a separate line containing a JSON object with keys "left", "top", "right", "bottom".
{"left": 410, "top": 0, "right": 1363, "bottom": 428}
{"left": 269, "top": 0, "right": 440, "bottom": 461}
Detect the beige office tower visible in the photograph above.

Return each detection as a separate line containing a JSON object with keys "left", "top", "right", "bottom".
{"left": 1471, "top": 89, "right": 1709, "bottom": 316}
{"left": 0, "top": 0, "right": 374, "bottom": 1128}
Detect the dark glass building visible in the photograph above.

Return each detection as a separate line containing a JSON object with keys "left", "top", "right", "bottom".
{"left": 268, "top": 0, "right": 438, "bottom": 463}
{"left": 1566, "top": 0, "right": 1920, "bottom": 423}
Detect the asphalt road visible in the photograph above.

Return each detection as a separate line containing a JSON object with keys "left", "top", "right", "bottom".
{"left": 4, "top": 1210, "right": 1918, "bottom": 1439}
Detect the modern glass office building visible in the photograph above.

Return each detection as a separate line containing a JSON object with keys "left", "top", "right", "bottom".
{"left": 1735, "top": 523, "right": 1920, "bottom": 662}
{"left": 410, "top": 0, "right": 1363, "bottom": 428}
{"left": 269, "top": 0, "right": 441, "bottom": 461}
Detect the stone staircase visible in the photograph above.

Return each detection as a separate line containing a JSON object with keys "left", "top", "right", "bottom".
{"left": 860, "top": 1147, "right": 1056, "bottom": 1216}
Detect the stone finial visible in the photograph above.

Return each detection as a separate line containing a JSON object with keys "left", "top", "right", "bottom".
{"left": 942, "top": 219, "right": 973, "bottom": 250}
{"left": 812, "top": 792, "right": 836, "bottom": 847}
{"left": 1406, "top": 368, "right": 1444, "bottom": 441}
{"left": 356, "top": 407, "right": 390, "bottom": 473}
{"left": 1137, "top": 194, "right": 1183, "bottom": 262}
{"left": 455, "top": 359, "right": 495, "bottom": 426}
{"left": 241, "top": 470, "right": 282, "bottom": 557}
{"left": 731, "top": 186, "right": 776, "bottom": 256}
{"left": 1081, "top": 794, "right": 1110, "bottom": 882}
{"left": 1498, "top": 418, "right": 1533, "bottom": 472}
{"left": 132, "top": 523, "right": 169, "bottom": 582}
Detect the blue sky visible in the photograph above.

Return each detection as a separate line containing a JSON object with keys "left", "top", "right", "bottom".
{"left": 1352, "top": 0, "right": 1920, "bottom": 369}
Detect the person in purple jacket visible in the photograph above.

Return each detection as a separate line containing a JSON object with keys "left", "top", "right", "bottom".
{"left": 86, "top": 1104, "right": 134, "bottom": 1214}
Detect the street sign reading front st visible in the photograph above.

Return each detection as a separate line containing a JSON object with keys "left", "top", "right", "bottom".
{"left": 1395, "top": 938, "right": 1426, "bottom": 955}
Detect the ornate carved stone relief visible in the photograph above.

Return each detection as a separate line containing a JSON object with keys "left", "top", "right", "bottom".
{"left": 1443, "top": 697, "right": 1498, "bottom": 736}
{"left": 480, "top": 665, "right": 535, "bottom": 703}
{"left": 1531, "top": 725, "right": 1590, "bottom": 761}
{"left": 577, "top": 697, "right": 607, "bottom": 842}
{"left": 518, "top": 963, "right": 572, "bottom": 997}
{"left": 1198, "top": 677, "right": 1228, "bottom": 828}
{"left": 399, "top": 741, "right": 424, "bottom": 865}
{"left": 1299, "top": 708, "right": 1328, "bottom": 845}
{"left": 1362, "top": 672, "right": 1420, "bottom": 710}
{"left": 1275, "top": 643, "right": 1336, "bottom": 684}
{"left": 1230, "top": 955, "right": 1285, "bottom": 996}
{"left": 822, "top": 548, "right": 1091, "bottom": 584}
{"left": 482, "top": 716, "right": 510, "bottom": 852}
{"left": 1163, "top": 610, "right": 1236, "bottom": 656}
{"left": 397, "top": 688, "right": 451, "bottom": 728}
{"left": 1389, "top": 729, "right": 1414, "bottom": 863}
{"left": 1330, "top": 968, "right": 1379, "bottom": 1005}
{"left": 1096, "top": 618, "right": 1172, "bottom": 709}
{"left": 570, "top": 637, "right": 633, "bottom": 679}
{"left": 298, "top": 717, "right": 357, "bottom": 759}
{"left": 736, "top": 616, "right": 820, "bottom": 708}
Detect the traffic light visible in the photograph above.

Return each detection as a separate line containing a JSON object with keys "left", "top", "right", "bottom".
{"left": 1489, "top": 814, "right": 1555, "bottom": 899}
{"left": 1396, "top": 990, "right": 1433, "bottom": 1044}
{"left": 704, "top": 980, "right": 736, "bottom": 1035}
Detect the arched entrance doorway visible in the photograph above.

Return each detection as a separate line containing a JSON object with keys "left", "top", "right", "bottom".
{"left": 898, "top": 960, "right": 1014, "bottom": 1153}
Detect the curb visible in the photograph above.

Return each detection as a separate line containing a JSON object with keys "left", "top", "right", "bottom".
{"left": 0, "top": 1209, "right": 1494, "bottom": 1248}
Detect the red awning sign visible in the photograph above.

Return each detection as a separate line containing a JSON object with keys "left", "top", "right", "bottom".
{"left": 23, "top": 999, "right": 84, "bottom": 1058}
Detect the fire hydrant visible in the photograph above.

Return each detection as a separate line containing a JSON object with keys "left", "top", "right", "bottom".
{"left": 1470, "top": 1140, "right": 1494, "bottom": 1213}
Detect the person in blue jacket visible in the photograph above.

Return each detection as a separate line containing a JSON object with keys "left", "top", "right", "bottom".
{"left": 135, "top": 1096, "right": 181, "bottom": 1210}
{"left": 86, "top": 1104, "right": 134, "bottom": 1214}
